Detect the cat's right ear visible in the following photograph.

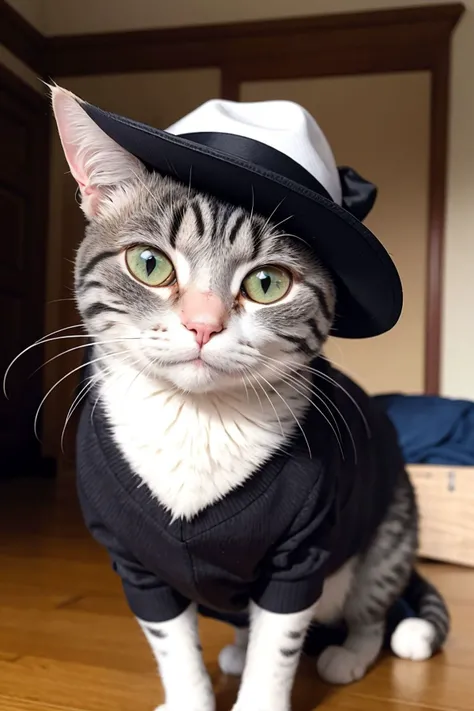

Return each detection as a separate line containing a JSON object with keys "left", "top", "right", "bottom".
{"left": 50, "top": 85, "right": 145, "bottom": 218}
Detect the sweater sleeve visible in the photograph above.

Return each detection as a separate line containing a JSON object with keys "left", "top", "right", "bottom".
{"left": 251, "top": 469, "right": 335, "bottom": 615}
{"left": 81, "top": 496, "right": 189, "bottom": 623}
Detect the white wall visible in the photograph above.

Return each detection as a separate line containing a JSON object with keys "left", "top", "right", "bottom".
{"left": 5, "top": 0, "right": 474, "bottom": 399}
{"left": 442, "top": 5, "right": 474, "bottom": 399}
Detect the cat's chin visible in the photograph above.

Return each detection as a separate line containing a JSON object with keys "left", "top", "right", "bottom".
{"left": 157, "top": 359, "right": 244, "bottom": 394}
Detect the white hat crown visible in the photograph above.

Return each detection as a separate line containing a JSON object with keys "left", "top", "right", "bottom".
{"left": 167, "top": 99, "right": 342, "bottom": 205}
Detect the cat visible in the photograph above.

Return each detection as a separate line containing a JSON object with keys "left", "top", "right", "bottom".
{"left": 51, "top": 85, "right": 449, "bottom": 711}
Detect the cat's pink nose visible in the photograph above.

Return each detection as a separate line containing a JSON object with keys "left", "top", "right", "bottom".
{"left": 180, "top": 290, "right": 226, "bottom": 347}
{"left": 184, "top": 322, "right": 222, "bottom": 347}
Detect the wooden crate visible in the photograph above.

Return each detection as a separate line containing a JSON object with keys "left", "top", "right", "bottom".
{"left": 408, "top": 464, "right": 474, "bottom": 567}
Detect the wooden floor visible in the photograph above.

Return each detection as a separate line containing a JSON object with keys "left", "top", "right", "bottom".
{"left": 1, "top": 475, "right": 473, "bottom": 711}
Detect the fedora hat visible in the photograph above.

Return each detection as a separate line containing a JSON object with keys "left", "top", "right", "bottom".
{"left": 81, "top": 98, "right": 402, "bottom": 339}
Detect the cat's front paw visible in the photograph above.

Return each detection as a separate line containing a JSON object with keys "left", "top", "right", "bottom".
{"left": 233, "top": 708, "right": 289, "bottom": 711}
{"left": 156, "top": 704, "right": 214, "bottom": 711}
{"left": 156, "top": 693, "right": 215, "bottom": 711}
{"left": 231, "top": 701, "right": 289, "bottom": 711}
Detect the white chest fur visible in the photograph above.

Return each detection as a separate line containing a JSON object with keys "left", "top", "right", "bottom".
{"left": 99, "top": 363, "right": 300, "bottom": 519}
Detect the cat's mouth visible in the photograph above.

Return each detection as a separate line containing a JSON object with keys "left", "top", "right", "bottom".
{"left": 190, "top": 358, "right": 205, "bottom": 368}
{"left": 163, "top": 356, "right": 215, "bottom": 370}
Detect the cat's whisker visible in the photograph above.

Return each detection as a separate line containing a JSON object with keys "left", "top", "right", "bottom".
{"left": 257, "top": 354, "right": 357, "bottom": 461}
{"left": 89, "top": 365, "right": 118, "bottom": 425}
{"left": 318, "top": 351, "right": 365, "bottom": 385}
{"left": 242, "top": 370, "right": 263, "bottom": 411}
{"left": 89, "top": 356, "right": 142, "bottom": 425}
{"left": 260, "top": 354, "right": 370, "bottom": 437}
{"left": 31, "top": 338, "right": 139, "bottom": 377}
{"left": 125, "top": 354, "right": 162, "bottom": 401}
{"left": 46, "top": 297, "right": 77, "bottom": 305}
{"left": 261, "top": 362, "right": 344, "bottom": 460}
{"left": 36, "top": 322, "right": 86, "bottom": 343}
{"left": 259, "top": 360, "right": 344, "bottom": 451}
{"left": 211, "top": 383, "right": 279, "bottom": 436}
{"left": 274, "top": 231, "right": 312, "bottom": 248}
{"left": 305, "top": 366, "right": 370, "bottom": 437}
{"left": 267, "top": 213, "right": 294, "bottom": 235}
{"left": 249, "top": 184, "right": 255, "bottom": 224}
{"left": 211, "top": 398, "right": 240, "bottom": 451}
{"left": 258, "top": 357, "right": 342, "bottom": 434}
{"left": 247, "top": 369, "right": 284, "bottom": 438}
{"left": 240, "top": 374, "right": 250, "bottom": 404}
{"left": 3, "top": 334, "right": 140, "bottom": 398}
{"left": 253, "top": 369, "right": 312, "bottom": 452}
{"left": 187, "top": 165, "right": 193, "bottom": 201}
{"left": 61, "top": 367, "right": 109, "bottom": 453}
{"left": 257, "top": 197, "right": 286, "bottom": 238}
{"left": 33, "top": 350, "right": 126, "bottom": 441}
{"left": 131, "top": 169, "right": 163, "bottom": 212}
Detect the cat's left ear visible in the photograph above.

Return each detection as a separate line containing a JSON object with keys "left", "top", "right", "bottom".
{"left": 50, "top": 85, "right": 146, "bottom": 218}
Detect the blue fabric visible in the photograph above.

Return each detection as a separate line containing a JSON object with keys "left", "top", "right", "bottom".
{"left": 374, "top": 394, "right": 474, "bottom": 466}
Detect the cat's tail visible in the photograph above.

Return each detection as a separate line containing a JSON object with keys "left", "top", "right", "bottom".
{"left": 390, "top": 569, "right": 450, "bottom": 661}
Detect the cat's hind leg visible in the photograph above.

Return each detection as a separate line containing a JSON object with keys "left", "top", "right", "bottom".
{"left": 317, "top": 469, "right": 417, "bottom": 685}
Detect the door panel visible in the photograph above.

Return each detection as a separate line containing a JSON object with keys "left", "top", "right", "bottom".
{"left": 0, "top": 66, "right": 51, "bottom": 476}
{"left": 241, "top": 72, "right": 430, "bottom": 394}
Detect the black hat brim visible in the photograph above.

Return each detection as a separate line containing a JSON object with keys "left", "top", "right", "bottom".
{"left": 83, "top": 102, "right": 402, "bottom": 339}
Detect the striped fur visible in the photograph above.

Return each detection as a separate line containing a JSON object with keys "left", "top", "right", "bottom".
{"left": 52, "top": 87, "right": 449, "bottom": 711}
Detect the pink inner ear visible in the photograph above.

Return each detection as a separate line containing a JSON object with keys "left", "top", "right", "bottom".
{"left": 78, "top": 184, "right": 102, "bottom": 216}
{"left": 52, "top": 90, "right": 91, "bottom": 190}
{"left": 64, "top": 143, "right": 89, "bottom": 191}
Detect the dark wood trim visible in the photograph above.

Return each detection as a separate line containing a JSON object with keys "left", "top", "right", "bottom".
{"left": 0, "top": 0, "right": 45, "bottom": 75}
{"left": 425, "top": 45, "right": 452, "bottom": 394}
{"left": 46, "top": 4, "right": 464, "bottom": 78}
{"left": 0, "top": 61, "right": 54, "bottom": 475}
{"left": 0, "top": 60, "right": 45, "bottom": 109}
{"left": 220, "top": 70, "right": 240, "bottom": 101}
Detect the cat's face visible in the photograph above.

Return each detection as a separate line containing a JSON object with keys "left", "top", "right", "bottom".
{"left": 76, "top": 174, "right": 335, "bottom": 393}
{"left": 52, "top": 86, "right": 335, "bottom": 394}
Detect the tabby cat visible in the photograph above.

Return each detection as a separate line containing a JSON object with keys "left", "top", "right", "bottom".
{"left": 50, "top": 86, "right": 449, "bottom": 711}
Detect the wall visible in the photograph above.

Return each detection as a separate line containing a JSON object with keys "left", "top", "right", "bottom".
{"left": 442, "top": 6, "right": 474, "bottom": 399}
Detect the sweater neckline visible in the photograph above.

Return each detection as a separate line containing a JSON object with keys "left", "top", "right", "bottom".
{"left": 83, "top": 357, "right": 333, "bottom": 537}
{"left": 86, "top": 398, "right": 295, "bottom": 537}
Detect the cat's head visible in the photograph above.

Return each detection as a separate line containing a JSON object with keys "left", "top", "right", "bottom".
{"left": 52, "top": 86, "right": 336, "bottom": 394}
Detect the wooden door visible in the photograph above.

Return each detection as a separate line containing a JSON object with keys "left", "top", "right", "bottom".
{"left": 0, "top": 66, "right": 52, "bottom": 476}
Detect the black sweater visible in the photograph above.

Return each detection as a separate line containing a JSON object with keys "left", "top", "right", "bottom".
{"left": 76, "top": 362, "right": 404, "bottom": 623}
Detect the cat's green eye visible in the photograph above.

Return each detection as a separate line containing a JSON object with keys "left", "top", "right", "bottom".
{"left": 125, "top": 246, "right": 175, "bottom": 287}
{"left": 241, "top": 266, "right": 292, "bottom": 304}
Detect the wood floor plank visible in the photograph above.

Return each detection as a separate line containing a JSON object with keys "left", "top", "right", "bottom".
{"left": 0, "top": 695, "right": 88, "bottom": 711}
{"left": 0, "top": 477, "right": 473, "bottom": 711}
{"left": 0, "top": 606, "right": 154, "bottom": 673}
{"left": 0, "top": 657, "right": 162, "bottom": 711}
